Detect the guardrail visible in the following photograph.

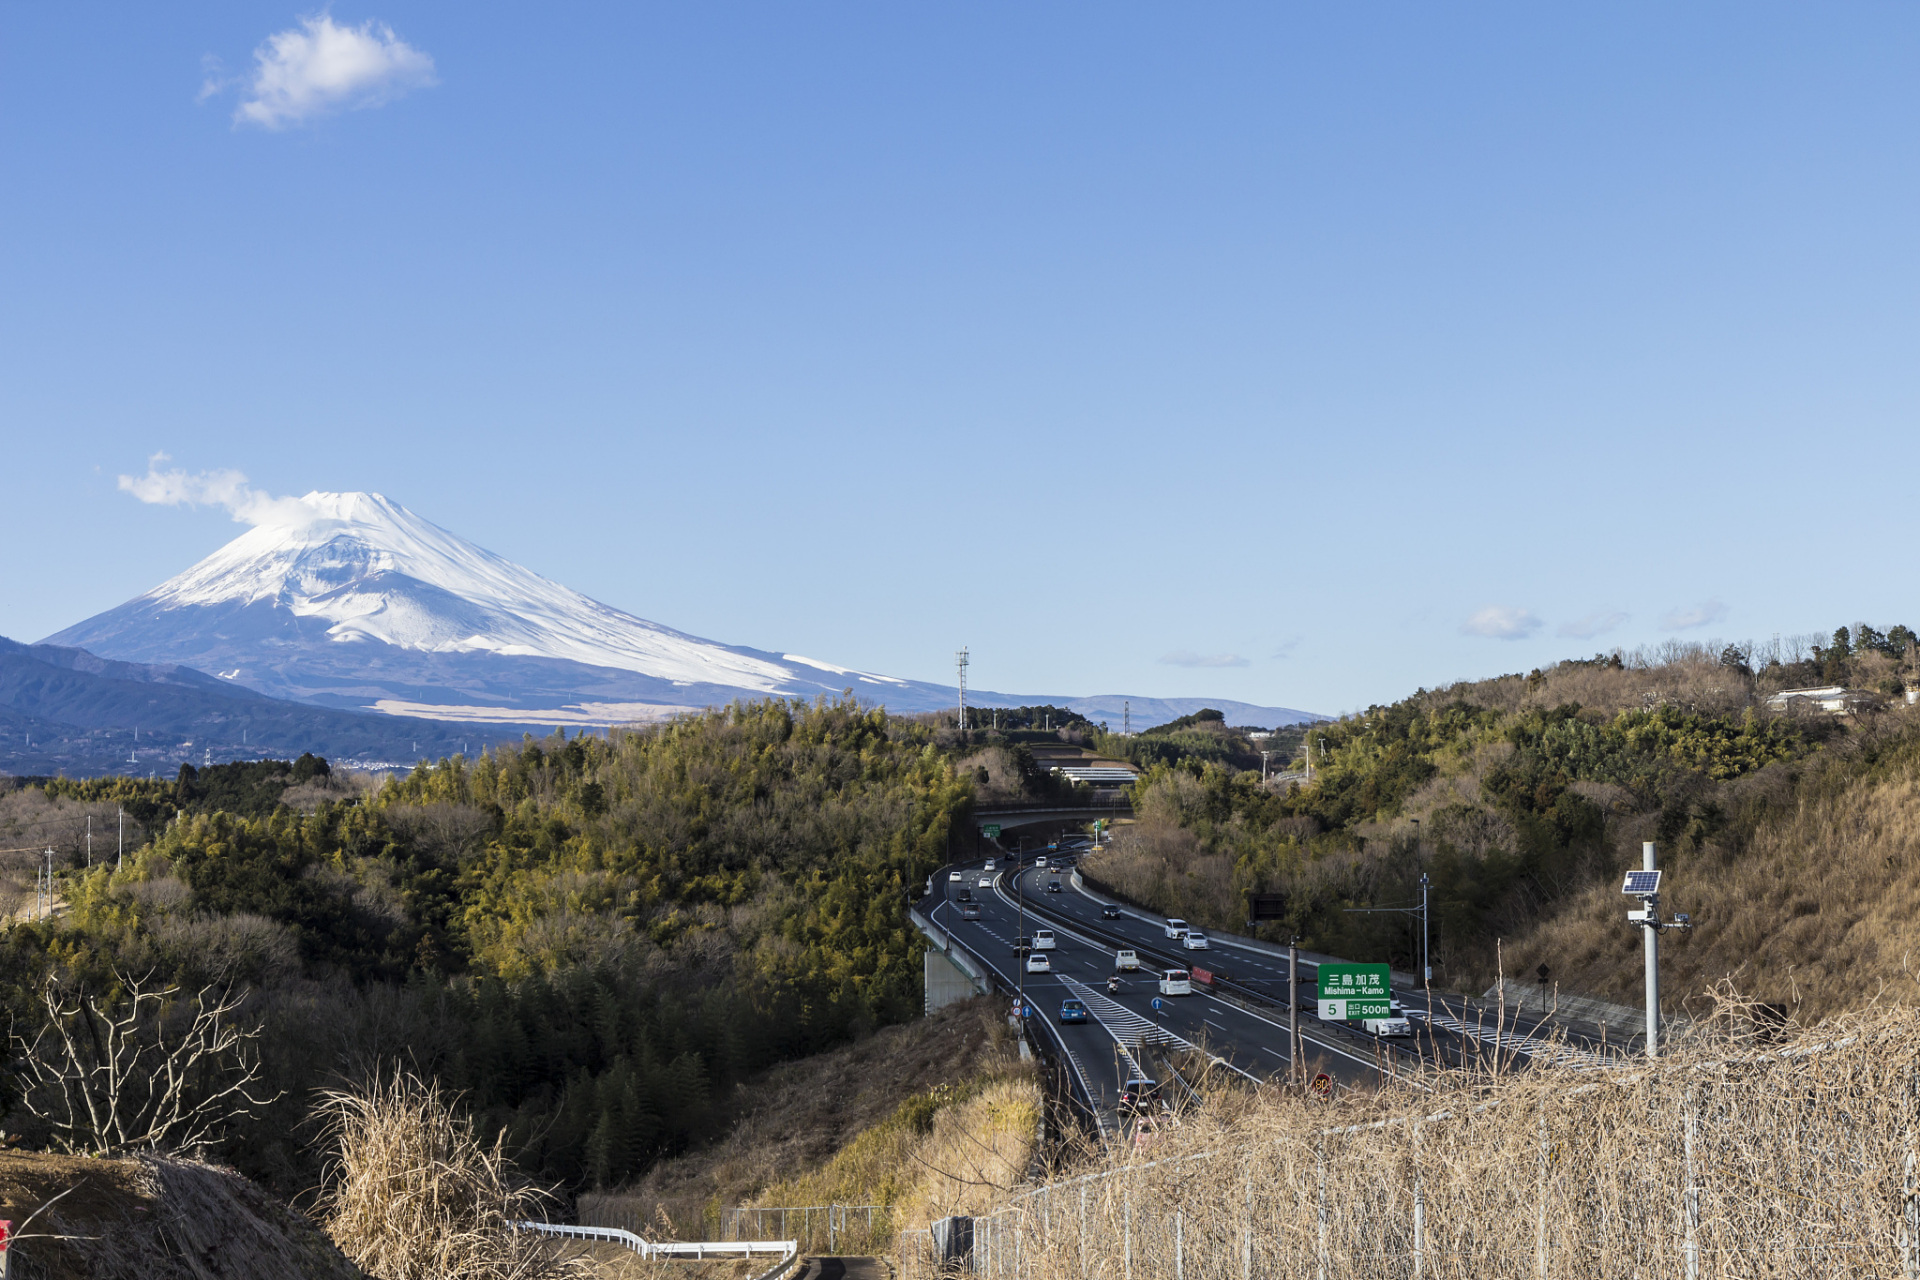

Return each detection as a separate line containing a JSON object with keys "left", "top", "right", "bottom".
{"left": 514, "top": 1222, "right": 797, "bottom": 1277}
{"left": 725, "top": 1204, "right": 889, "bottom": 1254}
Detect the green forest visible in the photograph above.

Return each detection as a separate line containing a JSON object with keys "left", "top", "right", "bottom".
{"left": 1081, "top": 627, "right": 1918, "bottom": 992}
{"left": 0, "top": 697, "right": 971, "bottom": 1195}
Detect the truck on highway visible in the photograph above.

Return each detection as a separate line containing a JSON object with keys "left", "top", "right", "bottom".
{"left": 1114, "top": 949, "right": 1141, "bottom": 971}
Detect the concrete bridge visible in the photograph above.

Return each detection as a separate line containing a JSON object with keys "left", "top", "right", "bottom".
{"left": 970, "top": 801, "right": 1131, "bottom": 831}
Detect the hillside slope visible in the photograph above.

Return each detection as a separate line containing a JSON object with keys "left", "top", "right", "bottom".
{"left": 0, "top": 1149, "right": 362, "bottom": 1280}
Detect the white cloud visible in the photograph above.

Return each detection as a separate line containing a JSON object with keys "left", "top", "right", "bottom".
{"left": 232, "top": 15, "right": 435, "bottom": 129}
{"left": 1159, "top": 650, "right": 1251, "bottom": 669}
{"left": 1558, "top": 610, "right": 1629, "bottom": 640}
{"left": 118, "top": 454, "right": 314, "bottom": 526}
{"left": 1461, "top": 606, "right": 1542, "bottom": 640}
{"left": 1662, "top": 600, "right": 1729, "bottom": 631}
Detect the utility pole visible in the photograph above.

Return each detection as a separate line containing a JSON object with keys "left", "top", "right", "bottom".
{"left": 1303, "top": 729, "right": 1312, "bottom": 783}
{"left": 1123, "top": 701, "right": 1130, "bottom": 736}
{"left": 117, "top": 808, "right": 125, "bottom": 871}
{"left": 1288, "top": 939, "right": 1302, "bottom": 1087}
{"left": 1420, "top": 873, "right": 1431, "bottom": 985}
{"left": 85, "top": 815, "right": 91, "bottom": 868}
{"left": 1624, "top": 841, "right": 1691, "bottom": 1059}
{"left": 1642, "top": 841, "right": 1660, "bottom": 1057}
{"left": 1260, "top": 750, "right": 1272, "bottom": 783}
{"left": 956, "top": 648, "right": 970, "bottom": 731}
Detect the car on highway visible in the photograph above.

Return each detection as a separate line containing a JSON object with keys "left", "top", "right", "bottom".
{"left": 1361, "top": 999, "right": 1413, "bottom": 1038}
{"left": 984, "top": 860, "right": 996, "bottom": 871}
{"left": 1026, "top": 952, "right": 1051, "bottom": 974}
{"left": 956, "top": 888, "right": 971, "bottom": 901}
{"left": 1012, "top": 936, "right": 1033, "bottom": 954}
{"left": 1114, "top": 949, "right": 1140, "bottom": 971}
{"left": 949, "top": 871, "right": 963, "bottom": 882}
{"left": 1159, "top": 968, "right": 1193, "bottom": 996}
{"left": 1118, "top": 1078, "right": 1163, "bottom": 1112}
{"left": 1101, "top": 904, "right": 1121, "bottom": 920}
{"left": 1035, "top": 856, "right": 1048, "bottom": 869}
{"left": 1058, "top": 999, "right": 1089, "bottom": 1024}
{"left": 960, "top": 903, "right": 981, "bottom": 919}
{"left": 1164, "top": 918, "right": 1189, "bottom": 941}
{"left": 1182, "top": 930, "right": 1210, "bottom": 950}
{"left": 979, "top": 877, "right": 993, "bottom": 888}
{"left": 1032, "top": 928, "right": 1056, "bottom": 951}
{"left": 1046, "top": 879, "right": 1062, "bottom": 893}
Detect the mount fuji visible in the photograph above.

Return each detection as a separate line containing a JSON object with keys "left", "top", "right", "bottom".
{"left": 45, "top": 492, "right": 1319, "bottom": 730}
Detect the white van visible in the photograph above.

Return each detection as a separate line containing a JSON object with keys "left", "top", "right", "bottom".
{"left": 1026, "top": 952, "right": 1051, "bottom": 974}
{"left": 1164, "top": 919, "right": 1189, "bottom": 941}
{"left": 1035, "top": 855, "right": 1048, "bottom": 869}
{"left": 1114, "top": 949, "right": 1140, "bottom": 971}
{"left": 1159, "top": 969, "right": 1192, "bottom": 996}
{"left": 1032, "top": 928, "right": 1056, "bottom": 951}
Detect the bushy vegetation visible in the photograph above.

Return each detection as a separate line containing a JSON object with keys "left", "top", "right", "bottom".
{"left": 1084, "top": 628, "right": 1919, "bottom": 1003}
{"left": 0, "top": 697, "right": 974, "bottom": 1196}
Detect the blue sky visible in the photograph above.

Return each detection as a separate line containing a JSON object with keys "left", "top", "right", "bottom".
{"left": 4, "top": 4, "right": 1918, "bottom": 716}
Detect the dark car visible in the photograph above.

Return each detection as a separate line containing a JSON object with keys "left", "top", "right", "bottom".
{"left": 1012, "top": 936, "right": 1033, "bottom": 954}
{"left": 960, "top": 902, "right": 981, "bottom": 919}
{"left": 1119, "top": 1078, "right": 1164, "bottom": 1113}
{"left": 956, "top": 889, "right": 972, "bottom": 902}
{"left": 1101, "top": 904, "right": 1121, "bottom": 919}
{"left": 1046, "top": 880, "right": 1062, "bottom": 893}
{"left": 1059, "top": 999, "right": 1090, "bottom": 1024}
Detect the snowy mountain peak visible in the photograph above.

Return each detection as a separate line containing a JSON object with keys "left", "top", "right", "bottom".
{"left": 126, "top": 491, "right": 819, "bottom": 691}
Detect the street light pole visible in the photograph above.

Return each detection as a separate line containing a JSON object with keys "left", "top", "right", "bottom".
{"left": 1420, "top": 873, "right": 1431, "bottom": 986}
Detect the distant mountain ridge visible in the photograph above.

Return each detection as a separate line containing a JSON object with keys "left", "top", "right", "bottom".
{"left": 45, "top": 491, "right": 1322, "bottom": 730}
{"left": 0, "top": 635, "right": 493, "bottom": 776}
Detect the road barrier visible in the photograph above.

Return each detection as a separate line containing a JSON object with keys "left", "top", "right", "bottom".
{"left": 514, "top": 1221, "right": 796, "bottom": 1276}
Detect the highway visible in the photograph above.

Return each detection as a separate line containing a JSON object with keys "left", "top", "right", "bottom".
{"left": 924, "top": 839, "right": 1618, "bottom": 1128}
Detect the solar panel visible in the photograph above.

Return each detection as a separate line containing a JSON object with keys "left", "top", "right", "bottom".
{"left": 1621, "top": 869, "right": 1662, "bottom": 896}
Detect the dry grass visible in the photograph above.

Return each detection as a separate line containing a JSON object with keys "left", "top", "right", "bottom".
{"left": 581, "top": 997, "right": 1025, "bottom": 1246}
{"left": 898, "top": 995, "right": 1920, "bottom": 1278}
{"left": 315, "top": 1069, "right": 588, "bottom": 1280}
{"left": 1502, "top": 761, "right": 1920, "bottom": 1021}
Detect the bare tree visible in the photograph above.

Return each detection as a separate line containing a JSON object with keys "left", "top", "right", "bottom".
{"left": 9, "top": 972, "right": 278, "bottom": 1154}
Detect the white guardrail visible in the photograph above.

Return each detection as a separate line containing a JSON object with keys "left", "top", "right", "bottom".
{"left": 514, "top": 1222, "right": 799, "bottom": 1278}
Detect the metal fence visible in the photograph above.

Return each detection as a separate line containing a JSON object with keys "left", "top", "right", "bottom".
{"left": 724, "top": 1204, "right": 893, "bottom": 1255}
{"left": 897, "top": 1019, "right": 1920, "bottom": 1278}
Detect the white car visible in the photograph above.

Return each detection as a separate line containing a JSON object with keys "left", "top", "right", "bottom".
{"left": 1158, "top": 968, "right": 1192, "bottom": 996}
{"left": 984, "top": 860, "right": 996, "bottom": 871}
{"left": 979, "top": 877, "right": 993, "bottom": 888}
{"left": 1164, "top": 918, "right": 1189, "bottom": 941}
{"left": 1114, "top": 949, "right": 1141, "bottom": 972}
{"left": 1362, "top": 999, "right": 1413, "bottom": 1038}
{"left": 1026, "top": 952, "right": 1052, "bottom": 974}
{"left": 1182, "top": 931, "right": 1210, "bottom": 951}
{"left": 949, "top": 871, "right": 963, "bottom": 882}
{"left": 1032, "top": 928, "right": 1056, "bottom": 951}
{"left": 1035, "top": 856, "right": 1048, "bottom": 869}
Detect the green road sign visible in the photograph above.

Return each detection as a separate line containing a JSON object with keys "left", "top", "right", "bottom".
{"left": 1317, "top": 963, "right": 1391, "bottom": 1020}
{"left": 982, "top": 824, "right": 1001, "bottom": 839}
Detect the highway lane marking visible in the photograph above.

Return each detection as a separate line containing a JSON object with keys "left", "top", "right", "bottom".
{"left": 1414, "top": 1011, "right": 1610, "bottom": 1069}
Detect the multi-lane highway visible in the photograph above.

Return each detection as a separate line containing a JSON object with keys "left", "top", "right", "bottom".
{"left": 924, "top": 839, "right": 1616, "bottom": 1126}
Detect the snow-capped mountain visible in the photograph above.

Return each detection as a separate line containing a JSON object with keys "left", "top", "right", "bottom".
{"left": 46, "top": 491, "right": 1323, "bottom": 729}
{"left": 45, "top": 492, "right": 925, "bottom": 724}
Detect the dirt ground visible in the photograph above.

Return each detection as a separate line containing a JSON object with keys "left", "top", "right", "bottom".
{"left": 0, "top": 1147, "right": 362, "bottom": 1280}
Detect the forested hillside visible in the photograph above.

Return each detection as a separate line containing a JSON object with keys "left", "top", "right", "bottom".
{"left": 0, "top": 696, "right": 971, "bottom": 1194}
{"left": 1084, "top": 629, "right": 1920, "bottom": 1017}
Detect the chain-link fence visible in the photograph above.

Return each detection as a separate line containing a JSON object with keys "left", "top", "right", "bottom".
{"left": 900, "top": 1003, "right": 1920, "bottom": 1278}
